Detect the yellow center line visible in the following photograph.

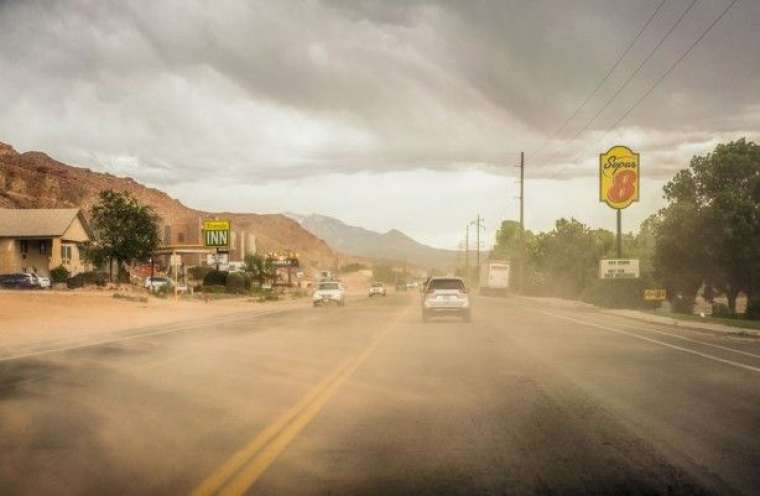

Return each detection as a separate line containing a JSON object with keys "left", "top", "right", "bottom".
{"left": 193, "top": 306, "right": 409, "bottom": 496}
{"left": 218, "top": 333, "right": 387, "bottom": 496}
{"left": 191, "top": 355, "right": 356, "bottom": 496}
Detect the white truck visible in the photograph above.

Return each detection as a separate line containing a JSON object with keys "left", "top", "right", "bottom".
{"left": 479, "top": 260, "right": 510, "bottom": 296}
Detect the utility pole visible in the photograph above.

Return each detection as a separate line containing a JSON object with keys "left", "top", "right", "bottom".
{"left": 470, "top": 215, "right": 485, "bottom": 277}
{"left": 464, "top": 224, "right": 470, "bottom": 281}
{"left": 518, "top": 152, "right": 525, "bottom": 293}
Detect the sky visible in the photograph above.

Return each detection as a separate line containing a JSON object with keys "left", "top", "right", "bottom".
{"left": 1, "top": 0, "right": 758, "bottom": 249}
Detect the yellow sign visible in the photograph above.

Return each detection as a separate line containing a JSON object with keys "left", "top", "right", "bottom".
{"left": 599, "top": 145, "right": 640, "bottom": 210}
{"left": 644, "top": 289, "right": 667, "bottom": 301}
{"left": 203, "top": 220, "right": 230, "bottom": 231}
{"left": 203, "top": 219, "right": 230, "bottom": 248}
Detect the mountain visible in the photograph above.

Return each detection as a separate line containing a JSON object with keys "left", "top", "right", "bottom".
{"left": 0, "top": 141, "right": 336, "bottom": 270}
{"left": 287, "top": 213, "right": 459, "bottom": 271}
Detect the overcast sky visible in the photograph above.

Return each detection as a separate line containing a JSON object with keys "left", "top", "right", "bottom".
{"left": 1, "top": 0, "right": 758, "bottom": 248}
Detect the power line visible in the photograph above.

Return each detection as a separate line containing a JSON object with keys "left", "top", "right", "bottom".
{"left": 565, "top": 0, "right": 698, "bottom": 144}
{"left": 531, "top": 0, "right": 668, "bottom": 158}
{"left": 547, "top": 0, "right": 740, "bottom": 180}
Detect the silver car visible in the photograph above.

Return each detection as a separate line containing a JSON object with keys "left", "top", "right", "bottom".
{"left": 421, "top": 277, "right": 471, "bottom": 323}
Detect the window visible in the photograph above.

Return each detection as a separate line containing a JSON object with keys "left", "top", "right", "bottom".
{"left": 19, "top": 240, "right": 28, "bottom": 254}
{"left": 39, "top": 240, "right": 48, "bottom": 255}
{"left": 61, "top": 245, "right": 72, "bottom": 264}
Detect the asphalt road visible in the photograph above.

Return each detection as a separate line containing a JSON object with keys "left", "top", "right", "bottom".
{"left": 2, "top": 293, "right": 760, "bottom": 495}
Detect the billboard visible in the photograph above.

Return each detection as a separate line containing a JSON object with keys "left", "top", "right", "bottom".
{"left": 599, "top": 145, "right": 640, "bottom": 210}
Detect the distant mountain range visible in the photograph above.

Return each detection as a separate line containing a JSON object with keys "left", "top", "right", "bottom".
{"left": 287, "top": 213, "right": 459, "bottom": 271}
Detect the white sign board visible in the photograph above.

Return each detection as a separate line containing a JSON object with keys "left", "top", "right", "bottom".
{"left": 207, "top": 253, "right": 229, "bottom": 271}
{"left": 600, "top": 259, "right": 639, "bottom": 279}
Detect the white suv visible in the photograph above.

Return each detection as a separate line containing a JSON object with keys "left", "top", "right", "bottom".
{"left": 421, "top": 277, "right": 471, "bottom": 322}
{"left": 313, "top": 281, "right": 346, "bottom": 307}
{"left": 368, "top": 282, "right": 386, "bottom": 297}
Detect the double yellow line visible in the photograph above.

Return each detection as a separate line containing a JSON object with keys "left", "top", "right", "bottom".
{"left": 192, "top": 328, "right": 391, "bottom": 496}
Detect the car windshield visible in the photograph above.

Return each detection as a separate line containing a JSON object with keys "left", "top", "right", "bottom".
{"left": 428, "top": 279, "right": 465, "bottom": 291}
{"left": 5, "top": 3, "right": 760, "bottom": 494}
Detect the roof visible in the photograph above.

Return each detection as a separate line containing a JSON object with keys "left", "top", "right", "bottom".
{"left": 0, "top": 209, "right": 87, "bottom": 237}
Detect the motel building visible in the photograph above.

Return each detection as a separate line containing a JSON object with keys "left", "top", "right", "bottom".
{"left": 0, "top": 208, "right": 92, "bottom": 277}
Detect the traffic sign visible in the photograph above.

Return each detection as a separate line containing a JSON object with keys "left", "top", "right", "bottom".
{"left": 599, "top": 259, "right": 640, "bottom": 279}
{"left": 203, "top": 220, "right": 230, "bottom": 248}
{"left": 599, "top": 145, "right": 640, "bottom": 210}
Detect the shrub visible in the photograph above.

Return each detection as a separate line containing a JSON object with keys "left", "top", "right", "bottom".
{"left": 203, "top": 270, "right": 228, "bottom": 286}
{"left": 744, "top": 299, "right": 760, "bottom": 321}
{"left": 50, "top": 265, "right": 70, "bottom": 283}
{"left": 67, "top": 271, "right": 108, "bottom": 289}
{"left": 580, "top": 278, "right": 650, "bottom": 310}
{"left": 201, "top": 285, "right": 227, "bottom": 294}
{"left": 711, "top": 302, "right": 733, "bottom": 318}
{"left": 188, "top": 265, "right": 213, "bottom": 282}
{"left": 226, "top": 272, "right": 247, "bottom": 294}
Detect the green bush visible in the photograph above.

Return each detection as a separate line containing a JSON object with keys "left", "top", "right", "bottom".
{"left": 226, "top": 272, "right": 247, "bottom": 294}
{"left": 745, "top": 299, "right": 760, "bottom": 321}
{"left": 201, "top": 284, "right": 227, "bottom": 294}
{"left": 188, "top": 266, "right": 213, "bottom": 282}
{"left": 580, "top": 278, "right": 651, "bottom": 309}
{"left": 203, "top": 270, "right": 228, "bottom": 286}
{"left": 711, "top": 302, "right": 733, "bottom": 318}
{"left": 50, "top": 265, "right": 70, "bottom": 283}
{"left": 67, "top": 271, "right": 108, "bottom": 288}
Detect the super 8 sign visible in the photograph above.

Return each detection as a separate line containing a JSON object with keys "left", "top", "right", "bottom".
{"left": 599, "top": 145, "right": 640, "bottom": 210}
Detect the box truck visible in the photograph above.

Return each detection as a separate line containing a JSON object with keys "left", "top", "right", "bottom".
{"left": 479, "top": 260, "right": 510, "bottom": 296}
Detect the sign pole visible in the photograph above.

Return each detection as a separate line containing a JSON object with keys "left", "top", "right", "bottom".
{"left": 616, "top": 209, "right": 622, "bottom": 258}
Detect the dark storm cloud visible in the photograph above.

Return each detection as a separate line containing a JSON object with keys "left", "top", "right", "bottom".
{"left": 0, "top": 0, "right": 758, "bottom": 184}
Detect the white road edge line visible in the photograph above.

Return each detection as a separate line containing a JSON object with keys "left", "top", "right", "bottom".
{"left": 0, "top": 308, "right": 292, "bottom": 363}
{"left": 540, "top": 311, "right": 760, "bottom": 375}
{"left": 579, "top": 315, "right": 760, "bottom": 361}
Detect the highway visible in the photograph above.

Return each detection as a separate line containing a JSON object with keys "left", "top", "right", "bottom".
{"left": 2, "top": 293, "right": 760, "bottom": 495}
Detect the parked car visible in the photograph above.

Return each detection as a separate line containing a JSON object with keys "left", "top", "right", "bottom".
{"left": 312, "top": 281, "right": 345, "bottom": 307}
{"left": 368, "top": 282, "right": 386, "bottom": 297}
{"left": 0, "top": 272, "right": 43, "bottom": 289}
{"left": 36, "top": 275, "right": 51, "bottom": 289}
{"left": 421, "top": 277, "right": 471, "bottom": 323}
{"left": 144, "top": 276, "right": 172, "bottom": 292}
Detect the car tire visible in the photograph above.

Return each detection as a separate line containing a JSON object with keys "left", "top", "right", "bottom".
{"left": 313, "top": 302, "right": 319, "bottom": 307}
{"left": 462, "top": 311, "right": 472, "bottom": 323}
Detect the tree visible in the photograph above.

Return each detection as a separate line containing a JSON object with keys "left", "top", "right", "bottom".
{"left": 244, "top": 253, "right": 275, "bottom": 286}
{"left": 493, "top": 220, "right": 537, "bottom": 290}
{"left": 655, "top": 139, "right": 760, "bottom": 314}
{"left": 88, "top": 190, "right": 161, "bottom": 282}
{"left": 532, "top": 218, "right": 612, "bottom": 298}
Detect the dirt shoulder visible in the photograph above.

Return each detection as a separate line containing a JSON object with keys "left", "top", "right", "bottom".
{"left": 0, "top": 289, "right": 310, "bottom": 357}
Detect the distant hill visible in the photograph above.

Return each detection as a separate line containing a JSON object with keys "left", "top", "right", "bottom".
{"left": 0, "top": 141, "right": 337, "bottom": 270}
{"left": 287, "top": 213, "right": 459, "bottom": 271}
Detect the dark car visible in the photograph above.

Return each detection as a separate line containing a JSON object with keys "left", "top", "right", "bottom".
{"left": 0, "top": 272, "right": 43, "bottom": 289}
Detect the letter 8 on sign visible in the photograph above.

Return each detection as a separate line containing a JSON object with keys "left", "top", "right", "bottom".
{"left": 599, "top": 145, "right": 640, "bottom": 210}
